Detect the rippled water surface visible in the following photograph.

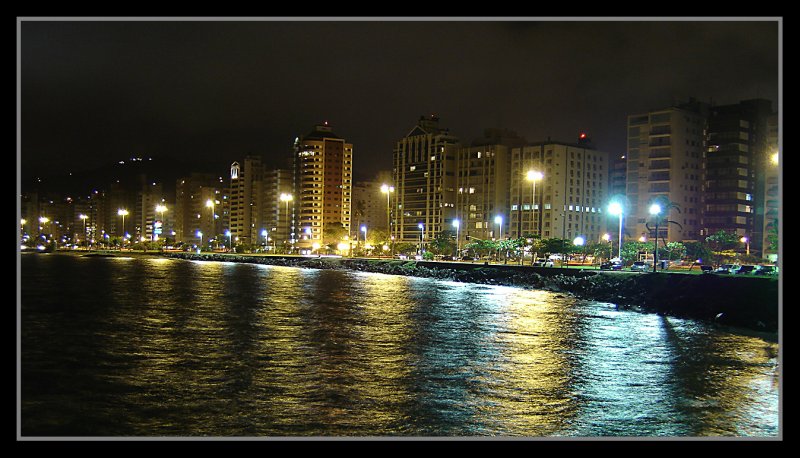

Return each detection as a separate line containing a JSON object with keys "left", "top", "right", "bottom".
{"left": 20, "top": 254, "right": 780, "bottom": 437}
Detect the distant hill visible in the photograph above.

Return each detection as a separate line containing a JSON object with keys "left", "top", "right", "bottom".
{"left": 20, "top": 155, "right": 221, "bottom": 197}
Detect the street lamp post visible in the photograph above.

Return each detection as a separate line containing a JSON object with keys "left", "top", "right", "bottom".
{"left": 649, "top": 203, "right": 662, "bottom": 273}
{"left": 262, "top": 229, "right": 269, "bottom": 252}
{"left": 117, "top": 209, "right": 128, "bottom": 248}
{"left": 380, "top": 184, "right": 394, "bottom": 232}
{"left": 452, "top": 219, "right": 460, "bottom": 258}
{"left": 226, "top": 230, "right": 232, "bottom": 252}
{"left": 741, "top": 236, "right": 750, "bottom": 256}
{"left": 155, "top": 204, "right": 167, "bottom": 242}
{"left": 38, "top": 217, "right": 50, "bottom": 244}
{"left": 526, "top": 170, "right": 543, "bottom": 237}
{"left": 197, "top": 231, "right": 203, "bottom": 253}
{"left": 205, "top": 199, "right": 216, "bottom": 245}
{"left": 418, "top": 223, "right": 424, "bottom": 256}
{"left": 572, "top": 235, "right": 586, "bottom": 266}
{"left": 280, "top": 193, "right": 293, "bottom": 253}
{"left": 608, "top": 202, "right": 623, "bottom": 261}
{"left": 573, "top": 236, "right": 585, "bottom": 266}
{"left": 494, "top": 215, "right": 503, "bottom": 262}
{"left": 79, "top": 214, "right": 88, "bottom": 248}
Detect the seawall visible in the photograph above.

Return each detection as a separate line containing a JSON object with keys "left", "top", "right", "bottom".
{"left": 156, "top": 252, "right": 779, "bottom": 333}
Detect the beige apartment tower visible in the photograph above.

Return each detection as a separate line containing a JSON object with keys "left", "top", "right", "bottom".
{"left": 510, "top": 141, "right": 612, "bottom": 243}
{"left": 626, "top": 101, "right": 708, "bottom": 243}
{"left": 293, "top": 123, "right": 353, "bottom": 252}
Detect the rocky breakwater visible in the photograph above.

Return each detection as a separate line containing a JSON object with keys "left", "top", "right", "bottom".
{"left": 160, "top": 253, "right": 779, "bottom": 333}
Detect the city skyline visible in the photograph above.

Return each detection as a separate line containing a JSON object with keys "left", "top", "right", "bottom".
{"left": 19, "top": 18, "right": 780, "bottom": 182}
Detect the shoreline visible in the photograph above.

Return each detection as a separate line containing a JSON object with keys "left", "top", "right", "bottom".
{"left": 31, "top": 250, "right": 780, "bottom": 334}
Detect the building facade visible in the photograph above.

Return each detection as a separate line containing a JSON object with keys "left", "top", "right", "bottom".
{"left": 454, "top": 129, "right": 525, "bottom": 243}
{"left": 704, "top": 99, "right": 774, "bottom": 256}
{"left": 626, "top": 100, "right": 708, "bottom": 243}
{"left": 392, "top": 115, "right": 459, "bottom": 243}
{"left": 174, "top": 173, "right": 222, "bottom": 245}
{"left": 510, "top": 140, "right": 612, "bottom": 244}
{"left": 293, "top": 123, "right": 353, "bottom": 252}
{"left": 228, "top": 156, "right": 274, "bottom": 247}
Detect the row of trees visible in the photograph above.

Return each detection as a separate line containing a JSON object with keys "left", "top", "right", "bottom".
{"left": 54, "top": 219, "right": 771, "bottom": 267}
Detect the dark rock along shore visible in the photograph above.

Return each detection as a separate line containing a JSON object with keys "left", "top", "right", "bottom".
{"left": 156, "top": 252, "right": 779, "bottom": 333}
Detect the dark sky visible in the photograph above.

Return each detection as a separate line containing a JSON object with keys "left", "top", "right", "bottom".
{"left": 20, "top": 18, "right": 780, "bottom": 182}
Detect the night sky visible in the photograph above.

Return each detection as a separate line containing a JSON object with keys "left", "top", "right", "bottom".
{"left": 19, "top": 18, "right": 780, "bottom": 182}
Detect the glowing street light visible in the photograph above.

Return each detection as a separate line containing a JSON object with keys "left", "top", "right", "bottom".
{"left": 262, "top": 229, "right": 269, "bottom": 251}
{"left": 196, "top": 230, "right": 203, "bottom": 252}
{"left": 526, "top": 170, "right": 543, "bottom": 237}
{"left": 117, "top": 209, "right": 128, "bottom": 246}
{"left": 361, "top": 225, "right": 367, "bottom": 247}
{"left": 226, "top": 230, "right": 232, "bottom": 251}
{"left": 79, "top": 214, "right": 88, "bottom": 248}
{"left": 608, "top": 202, "right": 623, "bottom": 260}
{"left": 452, "top": 219, "right": 460, "bottom": 258}
{"left": 418, "top": 223, "right": 424, "bottom": 255}
{"left": 155, "top": 204, "right": 167, "bottom": 242}
{"left": 741, "top": 236, "right": 750, "bottom": 256}
{"left": 649, "top": 203, "right": 662, "bottom": 273}
{"left": 280, "top": 193, "right": 293, "bottom": 250}
{"left": 380, "top": 184, "right": 395, "bottom": 232}
{"left": 494, "top": 215, "right": 503, "bottom": 240}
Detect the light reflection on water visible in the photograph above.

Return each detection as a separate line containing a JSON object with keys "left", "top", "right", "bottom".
{"left": 20, "top": 254, "right": 780, "bottom": 437}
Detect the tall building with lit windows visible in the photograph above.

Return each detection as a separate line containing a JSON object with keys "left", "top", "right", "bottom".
{"left": 174, "top": 173, "right": 222, "bottom": 245}
{"left": 626, "top": 99, "right": 709, "bottom": 243}
{"left": 293, "top": 123, "right": 353, "bottom": 252}
{"left": 704, "top": 99, "right": 774, "bottom": 256}
{"left": 509, "top": 137, "right": 612, "bottom": 243}
{"left": 392, "top": 115, "right": 459, "bottom": 243}
{"left": 455, "top": 128, "right": 525, "bottom": 242}
{"left": 228, "top": 155, "right": 273, "bottom": 246}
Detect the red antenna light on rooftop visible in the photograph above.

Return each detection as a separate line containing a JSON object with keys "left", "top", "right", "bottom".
{"left": 579, "top": 132, "right": 587, "bottom": 139}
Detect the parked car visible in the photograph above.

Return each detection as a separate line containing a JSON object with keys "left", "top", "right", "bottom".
{"left": 734, "top": 265, "right": 758, "bottom": 275}
{"left": 700, "top": 265, "right": 714, "bottom": 273}
{"left": 460, "top": 255, "right": 474, "bottom": 261}
{"left": 600, "top": 260, "right": 623, "bottom": 271}
{"left": 754, "top": 265, "right": 779, "bottom": 276}
{"left": 630, "top": 261, "right": 650, "bottom": 272}
{"left": 714, "top": 264, "right": 739, "bottom": 274}
{"left": 533, "top": 259, "right": 554, "bottom": 267}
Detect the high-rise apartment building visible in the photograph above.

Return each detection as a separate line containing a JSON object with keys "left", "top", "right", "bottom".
{"left": 626, "top": 99, "right": 709, "bottom": 243}
{"left": 228, "top": 155, "right": 272, "bottom": 246}
{"left": 263, "top": 167, "right": 293, "bottom": 251}
{"left": 392, "top": 115, "right": 459, "bottom": 242}
{"left": 174, "top": 173, "right": 222, "bottom": 245}
{"left": 293, "top": 123, "right": 353, "bottom": 252}
{"left": 510, "top": 139, "right": 612, "bottom": 243}
{"left": 136, "top": 182, "right": 172, "bottom": 242}
{"left": 351, "top": 180, "right": 389, "bottom": 240}
{"left": 455, "top": 129, "right": 525, "bottom": 242}
{"left": 704, "top": 99, "right": 774, "bottom": 256}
